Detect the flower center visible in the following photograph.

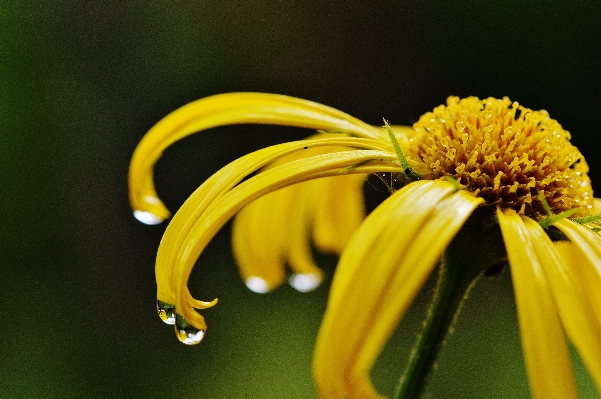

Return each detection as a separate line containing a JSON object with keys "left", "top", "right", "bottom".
{"left": 410, "top": 96, "right": 593, "bottom": 218}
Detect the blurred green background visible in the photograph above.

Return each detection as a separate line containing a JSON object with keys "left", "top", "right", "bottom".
{"left": 1, "top": 1, "right": 600, "bottom": 398}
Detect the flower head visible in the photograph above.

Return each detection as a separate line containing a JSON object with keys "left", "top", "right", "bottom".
{"left": 129, "top": 93, "right": 601, "bottom": 398}
{"left": 411, "top": 96, "right": 592, "bottom": 217}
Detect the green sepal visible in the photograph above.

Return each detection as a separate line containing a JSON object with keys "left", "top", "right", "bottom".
{"left": 383, "top": 119, "right": 421, "bottom": 181}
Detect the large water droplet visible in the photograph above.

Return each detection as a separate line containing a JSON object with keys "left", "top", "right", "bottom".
{"left": 245, "top": 276, "right": 270, "bottom": 294}
{"left": 156, "top": 300, "right": 176, "bottom": 325}
{"left": 133, "top": 210, "right": 163, "bottom": 225}
{"left": 175, "top": 314, "right": 205, "bottom": 345}
{"left": 288, "top": 273, "right": 322, "bottom": 292}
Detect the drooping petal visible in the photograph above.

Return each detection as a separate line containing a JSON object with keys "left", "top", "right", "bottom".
{"left": 155, "top": 136, "right": 393, "bottom": 306}
{"left": 129, "top": 92, "right": 384, "bottom": 222}
{"left": 312, "top": 172, "right": 366, "bottom": 254}
{"left": 522, "top": 219, "right": 601, "bottom": 395}
{"left": 232, "top": 177, "right": 325, "bottom": 293}
{"left": 167, "top": 149, "right": 401, "bottom": 331}
{"left": 231, "top": 187, "right": 288, "bottom": 293}
{"left": 313, "top": 180, "right": 481, "bottom": 399}
{"left": 350, "top": 189, "right": 483, "bottom": 396}
{"left": 497, "top": 209, "right": 577, "bottom": 399}
{"left": 281, "top": 180, "right": 327, "bottom": 291}
{"left": 230, "top": 140, "right": 366, "bottom": 293}
{"left": 555, "top": 219, "right": 601, "bottom": 328}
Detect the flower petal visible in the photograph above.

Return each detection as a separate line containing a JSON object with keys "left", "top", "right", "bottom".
{"left": 280, "top": 180, "right": 326, "bottom": 289}
{"left": 231, "top": 188, "right": 288, "bottom": 292}
{"left": 350, "top": 189, "right": 483, "bottom": 394}
{"left": 230, "top": 141, "right": 367, "bottom": 293}
{"left": 312, "top": 172, "right": 366, "bottom": 254}
{"left": 522, "top": 219, "right": 601, "bottom": 395}
{"left": 497, "top": 209, "right": 577, "bottom": 399}
{"left": 232, "top": 178, "right": 326, "bottom": 293}
{"left": 167, "top": 149, "right": 400, "bottom": 330}
{"left": 129, "top": 92, "right": 384, "bottom": 222}
{"left": 313, "top": 180, "right": 481, "bottom": 399}
{"left": 155, "top": 137, "right": 394, "bottom": 306}
{"left": 555, "top": 219, "right": 601, "bottom": 328}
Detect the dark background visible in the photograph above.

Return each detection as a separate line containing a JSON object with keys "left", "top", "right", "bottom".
{"left": 1, "top": 1, "right": 600, "bottom": 398}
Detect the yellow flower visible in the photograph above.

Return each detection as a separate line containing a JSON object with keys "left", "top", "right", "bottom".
{"left": 129, "top": 93, "right": 601, "bottom": 399}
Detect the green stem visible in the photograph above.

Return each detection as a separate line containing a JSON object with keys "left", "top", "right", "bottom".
{"left": 394, "top": 208, "right": 507, "bottom": 399}
{"left": 394, "top": 255, "right": 478, "bottom": 398}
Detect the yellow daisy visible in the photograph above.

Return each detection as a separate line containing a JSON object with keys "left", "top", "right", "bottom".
{"left": 129, "top": 93, "right": 601, "bottom": 398}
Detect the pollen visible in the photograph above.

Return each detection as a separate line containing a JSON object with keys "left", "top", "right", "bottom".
{"left": 410, "top": 96, "right": 593, "bottom": 218}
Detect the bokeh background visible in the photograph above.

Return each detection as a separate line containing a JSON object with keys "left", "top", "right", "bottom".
{"left": 2, "top": 1, "right": 601, "bottom": 398}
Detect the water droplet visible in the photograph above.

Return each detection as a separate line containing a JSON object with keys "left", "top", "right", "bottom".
{"left": 245, "top": 276, "right": 270, "bottom": 293}
{"left": 175, "top": 314, "right": 205, "bottom": 345}
{"left": 288, "top": 273, "right": 321, "bottom": 292}
{"left": 156, "top": 300, "right": 176, "bottom": 325}
{"left": 133, "top": 210, "right": 163, "bottom": 225}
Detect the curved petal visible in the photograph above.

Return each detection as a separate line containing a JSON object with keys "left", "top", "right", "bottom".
{"left": 168, "top": 150, "right": 401, "bottom": 330}
{"left": 230, "top": 141, "right": 367, "bottom": 293}
{"left": 280, "top": 179, "right": 327, "bottom": 290}
{"left": 231, "top": 187, "right": 288, "bottom": 292}
{"left": 350, "top": 189, "right": 483, "bottom": 395}
{"left": 312, "top": 172, "right": 366, "bottom": 254}
{"left": 128, "top": 92, "right": 384, "bottom": 222}
{"left": 555, "top": 219, "right": 601, "bottom": 328}
{"left": 155, "top": 137, "right": 393, "bottom": 306}
{"left": 497, "top": 209, "right": 577, "bottom": 399}
{"left": 313, "top": 180, "right": 481, "bottom": 399}
{"left": 522, "top": 221, "right": 601, "bottom": 395}
{"left": 232, "top": 177, "right": 325, "bottom": 293}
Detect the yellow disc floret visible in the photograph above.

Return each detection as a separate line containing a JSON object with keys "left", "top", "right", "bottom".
{"left": 411, "top": 96, "right": 593, "bottom": 218}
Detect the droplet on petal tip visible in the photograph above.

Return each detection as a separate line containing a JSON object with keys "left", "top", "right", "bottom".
{"left": 288, "top": 273, "right": 322, "bottom": 292}
{"left": 175, "top": 314, "right": 205, "bottom": 345}
{"left": 245, "top": 276, "right": 271, "bottom": 294}
{"left": 156, "top": 300, "right": 176, "bottom": 325}
{"left": 133, "top": 210, "right": 164, "bottom": 225}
